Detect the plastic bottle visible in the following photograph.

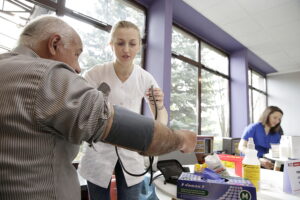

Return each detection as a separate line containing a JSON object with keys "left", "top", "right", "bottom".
{"left": 242, "top": 137, "right": 260, "bottom": 190}
{"left": 205, "top": 153, "right": 229, "bottom": 177}
{"left": 279, "top": 136, "right": 290, "bottom": 159}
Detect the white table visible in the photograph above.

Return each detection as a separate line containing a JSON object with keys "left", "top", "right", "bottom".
{"left": 264, "top": 153, "right": 289, "bottom": 162}
{"left": 264, "top": 153, "right": 290, "bottom": 171}
{"left": 153, "top": 167, "right": 300, "bottom": 200}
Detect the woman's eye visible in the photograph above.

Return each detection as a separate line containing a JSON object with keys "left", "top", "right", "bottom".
{"left": 117, "top": 43, "right": 124, "bottom": 46}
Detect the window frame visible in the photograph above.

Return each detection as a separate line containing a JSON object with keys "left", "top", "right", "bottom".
{"left": 26, "top": 0, "right": 146, "bottom": 33}
{"left": 0, "top": 0, "right": 35, "bottom": 52}
{"left": 4, "top": 0, "right": 147, "bottom": 73}
{"left": 248, "top": 67, "right": 268, "bottom": 123}
{"left": 171, "top": 24, "right": 231, "bottom": 137}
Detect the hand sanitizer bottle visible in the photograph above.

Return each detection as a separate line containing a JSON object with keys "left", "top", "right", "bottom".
{"left": 242, "top": 137, "right": 260, "bottom": 190}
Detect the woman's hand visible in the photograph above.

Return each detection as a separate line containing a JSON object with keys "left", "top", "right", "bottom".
{"left": 146, "top": 87, "right": 165, "bottom": 110}
{"left": 259, "top": 158, "right": 274, "bottom": 169}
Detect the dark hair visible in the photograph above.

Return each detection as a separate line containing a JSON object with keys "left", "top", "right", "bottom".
{"left": 259, "top": 106, "right": 283, "bottom": 134}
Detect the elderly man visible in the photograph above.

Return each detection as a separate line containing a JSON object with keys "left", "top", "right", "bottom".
{"left": 0, "top": 16, "right": 196, "bottom": 200}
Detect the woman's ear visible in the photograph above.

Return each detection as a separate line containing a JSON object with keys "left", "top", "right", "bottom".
{"left": 48, "top": 34, "right": 61, "bottom": 55}
{"left": 109, "top": 42, "right": 114, "bottom": 52}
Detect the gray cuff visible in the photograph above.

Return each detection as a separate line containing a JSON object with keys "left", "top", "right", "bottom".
{"left": 103, "top": 105, "right": 154, "bottom": 152}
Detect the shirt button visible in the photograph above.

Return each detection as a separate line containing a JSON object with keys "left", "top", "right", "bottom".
{"left": 120, "top": 102, "right": 123, "bottom": 105}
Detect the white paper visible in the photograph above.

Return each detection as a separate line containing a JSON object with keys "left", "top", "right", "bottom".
{"left": 283, "top": 160, "right": 300, "bottom": 194}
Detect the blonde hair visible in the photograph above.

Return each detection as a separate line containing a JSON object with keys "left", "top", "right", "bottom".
{"left": 109, "top": 20, "right": 141, "bottom": 43}
{"left": 18, "top": 15, "right": 76, "bottom": 49}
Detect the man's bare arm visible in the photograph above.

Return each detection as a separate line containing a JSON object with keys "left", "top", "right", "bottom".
{"left": 141, "top": 121, "right": 197, "bottom": 156}
{"left": 100, "top": 105, "right": 197, "bottom": 156}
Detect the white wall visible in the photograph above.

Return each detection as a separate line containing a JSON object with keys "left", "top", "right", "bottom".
{"left": 267, "top": 71, "right": 300, "bottom": 136}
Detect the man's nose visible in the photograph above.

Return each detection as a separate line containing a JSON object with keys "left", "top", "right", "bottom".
{"left": 75, "top": 63, "right": 81, "bottom": 74}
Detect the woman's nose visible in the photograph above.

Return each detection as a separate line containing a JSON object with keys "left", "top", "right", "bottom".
{"left": 123, "top": 44, "right": 129, "bottom": 52}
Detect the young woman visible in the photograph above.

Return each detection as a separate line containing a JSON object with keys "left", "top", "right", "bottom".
{"left": 78, "top": 21, "right": 168, "bottom": 200}
{"left": 238, "top": 106, "right": 284, "bottom": 169}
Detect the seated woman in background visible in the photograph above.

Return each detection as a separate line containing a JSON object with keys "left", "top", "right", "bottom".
{"left": 238, "top": 106, "right": 284, "bottom": 169}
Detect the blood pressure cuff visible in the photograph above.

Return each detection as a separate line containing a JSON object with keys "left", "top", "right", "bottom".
{"left": 103, "top": 105, "right": 154, "bottom": 152}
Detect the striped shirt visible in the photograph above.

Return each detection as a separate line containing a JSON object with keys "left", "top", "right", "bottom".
{"left": 0, "top": 45, "right": 110, "bottom": 200}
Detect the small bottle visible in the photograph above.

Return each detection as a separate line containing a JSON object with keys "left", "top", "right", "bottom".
{"left": 247, "top": 137, "right": 255, "bottom": 149}
{"left": 242, "top": 137, "right": 260, "bottom": 190}
{"left": 279, "top": 136, "right": 290, "bottom": 159}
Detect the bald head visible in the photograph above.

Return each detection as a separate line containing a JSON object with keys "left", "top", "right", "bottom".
{"left": 19, "top": 16, "right": 77, "bottom": 49}
{"left": 18, "top": 15, "right": 83, "bottom": 73}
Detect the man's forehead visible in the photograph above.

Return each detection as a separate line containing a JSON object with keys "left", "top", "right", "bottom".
{"left": 73, "top": 33, "right": 83, "bottom": 51}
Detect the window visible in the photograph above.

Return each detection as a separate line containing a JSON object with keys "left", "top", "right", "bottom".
{"left": 64, "top": 0, "right": 146, "bottom": 74}
{"left": 201, "top": 42, "right": 229, "bottom": 75}
{"left": 200, "top": 42, "right": 230, "bottom": 151}
{"left": 200, "top": 41, "right": 230, "bottom": 139}
{"left": 1, "top": 0, "right": 146, "bottom": 161}
{"left": 171, "top": 26, "right": 198, "bottom": 61}
{"left": 62, "top": 16, "right": 112, "bottom": 72}
{"left": 171, "top": 26, "right": 230, "bottom": 151}
{"left": 0, "top": 0, "right": 34, "bottom": 52}
{"left": 201, "top": 70, "right": 229, "bottom": 136}
{"left": 65, "top": 0, "right": 145, "bottom": 33}
{"left": 170, "top": 26, "right": 199, "bottom": 133}
{"left": 248, "top": 69, "right": 267, "bottom": 123}
{"left": 170, "top": 57, "right": 198, "bottom": 132}
{"left": 1, "top": 0, "right": 145, "bottom": 74}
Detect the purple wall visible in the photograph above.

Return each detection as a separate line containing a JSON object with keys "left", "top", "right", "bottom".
{"left": 230, "top": 50, "right": 249, "bottom": 138}
{"left": 142, "top": 0, "right": 173, "bottom": 119}
{"left": 247, "top": 50, "right": 275, "bottom": 74}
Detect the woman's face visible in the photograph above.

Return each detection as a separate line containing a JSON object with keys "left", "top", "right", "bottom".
{"left": 110, "top": 27, "right": 140, "bottom": 65}
{"left": 268, "top": 111, "right": 283, "bottom": 127}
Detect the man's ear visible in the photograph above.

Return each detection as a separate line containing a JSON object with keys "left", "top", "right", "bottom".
{"left": 48, "top": 34, "right": 61, "bottom": 55}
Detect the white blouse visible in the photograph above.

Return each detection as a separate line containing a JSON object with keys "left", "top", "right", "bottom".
{"left": 78, "top": 62, "right": 158, "bottom": 188}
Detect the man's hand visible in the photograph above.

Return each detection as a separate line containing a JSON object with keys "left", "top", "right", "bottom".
{"left": 141, "top": 122, "right": 197, "bottom": 156}
{"left": 177, "top": 130, "right": 197, "bottom": 153}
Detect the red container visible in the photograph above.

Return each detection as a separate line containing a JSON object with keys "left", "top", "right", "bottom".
{"left": 217, "top": 154, "right": 243, "bottom": 177}
{"left": 110, "top": 175, "right": 117, "bottom": 200}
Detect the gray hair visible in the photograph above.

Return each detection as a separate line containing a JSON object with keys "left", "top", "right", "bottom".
{"left": 18, "top": 15, "right": 75, "bottom": 49}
